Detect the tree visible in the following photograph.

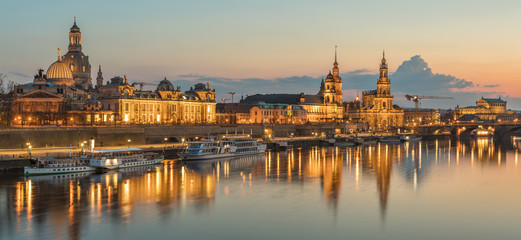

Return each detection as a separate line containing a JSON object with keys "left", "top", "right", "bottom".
{"left": 0, "top": 73, "right": 5, "bottom": 94}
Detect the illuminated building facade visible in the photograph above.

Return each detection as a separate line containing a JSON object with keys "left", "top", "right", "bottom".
{"left": 11, "top": 69, "right": 89, "bottom": 125}
{"left": 348, "top": 53, "right": 404, "bottom": 129}
{"left": 98, "top": 76, "right": 216, "bottom": 125}
{"left": 404, "top": 109, "right": 440, "bottom": 126}
{"left": 216, "top": 103, "right": 307, "bottom": 124}
{"left": 454, "top": 97, "right": 517, "bottom": 123}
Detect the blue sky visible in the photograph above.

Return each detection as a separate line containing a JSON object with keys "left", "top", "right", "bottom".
{"left": 1, "top": 0, "right": 520, "bottom": 109}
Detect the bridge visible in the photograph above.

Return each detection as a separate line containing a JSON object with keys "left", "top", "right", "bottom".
{"left": 416, "top": 122, "right": 521, "bottom": 137}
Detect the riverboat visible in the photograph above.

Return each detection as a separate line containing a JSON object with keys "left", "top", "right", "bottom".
{"left": 470, "top": 129, "right": 494, "bottom": 138}
{"left": 399, "top": 133, "right": 422, "bottom": 142}
{"left": 180, "top": 139, "right": 266, "bottom": 161}
{"left": 24, "top": 148, "right": 164, "bottom": 176}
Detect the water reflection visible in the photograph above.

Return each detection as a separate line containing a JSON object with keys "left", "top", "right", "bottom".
{"left": 0, "top": 138, "right": 519, "bottom": 239}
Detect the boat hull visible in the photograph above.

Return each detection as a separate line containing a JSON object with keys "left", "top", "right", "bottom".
{"left": 181, "top": 151, "right": 265, "bottom": 161}
{"left": 24, "top": 166, "right": 96, "bottom": 176}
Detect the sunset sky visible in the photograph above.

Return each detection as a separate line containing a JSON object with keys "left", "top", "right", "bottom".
{"left": 1, "top": 0, "right": 520, "bottom": 108}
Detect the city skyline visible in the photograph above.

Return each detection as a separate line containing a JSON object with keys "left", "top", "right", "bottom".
{"left": 1, "top": 0, "right": 520, "bottom": 109}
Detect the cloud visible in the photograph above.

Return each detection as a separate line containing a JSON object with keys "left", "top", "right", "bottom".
{"left": 391, "top": 55, "right": 474, "bottom": 93}
{"left": 177, "top": 73, "right": 206, "bottom": 79}
{"left": 8, "top": 71, "right": 31, "bottom": 79}
{"left": 172, "top": 55, "right": 520, "bottom": 109}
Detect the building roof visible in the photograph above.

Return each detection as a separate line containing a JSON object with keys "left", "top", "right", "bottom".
{"left": 216, "top": 103, "right": 253, "bottom": 113}
{"left": 157, "top": 78, "right": 174, "bottom": 91}
{"left": 47, "top": 60, "right": 73, "bottom": 81}
{"left": 242, "top": 94, "right": 323, "bottom": 105}
{"left": 482, "top": 97, "right": 506, "bottom": 103}
{"left": 21, "top": 82, "right": 61, "bottom": 87}
{"left": 456, "top": 114, "right": 483, "bottom": 123}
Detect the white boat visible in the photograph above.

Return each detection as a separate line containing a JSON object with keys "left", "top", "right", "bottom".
{"left": 24, "top": 148, "right": 164, "bottom": 176}
{"left": 399, "top": 133, "right": 422, "bottom": 142}
{"left": 88, "top": 148, "right": 164, "bottom": 170}
{"left": 24, "top": 156, "right": 96, "bottom": 176}
{"left": 180, "top": 139, "right": 266, "bottom": 161}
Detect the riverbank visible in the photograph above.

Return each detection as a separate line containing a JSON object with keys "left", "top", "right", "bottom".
{"left": 0, "top": 123, "right": 349, "bottom": 149}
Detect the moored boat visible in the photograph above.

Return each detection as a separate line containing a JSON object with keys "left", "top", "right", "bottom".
{"left": 470, "top": 129, "right": 494, "bottom": 138}
{"left": 399, "top": 133, "right": 422, "bottom": 142}
{"left": 354, "top": 136, "right": 378, "bottom": 145}
{"left": 24, "top": 148, "right": 164, "bottom": 176}
{"left": 180, "top": 138, "right": 266, "bottom": 161}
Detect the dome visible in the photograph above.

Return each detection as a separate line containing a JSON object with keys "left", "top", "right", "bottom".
{"left": 325, "top": 72, "right": 334, "bottom": 82}
{"left": 157, "top": 78, "right": 174, "bottom": 91}
{"left": 70, "top": 18, "right": 80, "bottom": 32}
{"left": 47, "top": 60, "right": 74, "bottom": 86}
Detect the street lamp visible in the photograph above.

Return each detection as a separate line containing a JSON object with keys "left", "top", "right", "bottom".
{"left": 28, "top": 145, "right": 32, "bottom": 158}
{"left": 164, "top": 137, "right": 168, "bottom": 150}
{"left": 127, "top": 139, "right": 131, "bottom": 148}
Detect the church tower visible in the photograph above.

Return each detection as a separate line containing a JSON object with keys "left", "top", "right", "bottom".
{"left": 374, "top": 51, "right": 394, "bottom": 110}
{"left": 61, "top": 17, "right": 92, "bottom": 90}
{"left": 96, "top": 65, "right": 103, "bottom": 88}
{"left": 332, "top": 46, "right": 343, "bottom": 105}
{"left": 323, "top": 71, "right": 336, "bottom": 104}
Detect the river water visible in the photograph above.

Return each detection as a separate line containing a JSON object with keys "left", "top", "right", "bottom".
{"left": 1, "top": 138, "right": 520, "bottom": 240}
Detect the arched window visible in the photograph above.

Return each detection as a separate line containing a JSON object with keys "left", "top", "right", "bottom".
{"left": 383, "top": 101, "right": 386, "bottom": 109}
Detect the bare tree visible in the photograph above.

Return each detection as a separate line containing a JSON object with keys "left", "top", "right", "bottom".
{"left": 0, "top": 73, "right": 5, "bottom": 94}
{"left": 7, "top": 80, "right": 15, "bottom": 93}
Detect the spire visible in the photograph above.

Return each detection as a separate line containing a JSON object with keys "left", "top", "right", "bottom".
{"left": 380, "top": 50, "right": 387, "bottom": 68}
{"left": 96, "top": 65, "right": 104, "bottom": 88}
{"left": 69, "top": 17, "right": 82, "bottom": 51}
{"left": 334, "top": 45, "right": 338, "bottom": 64}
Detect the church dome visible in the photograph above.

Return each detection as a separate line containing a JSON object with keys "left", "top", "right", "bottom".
{"left": 325, "top": 71, "right": 334, "bottom": 82}
{"left": 70, "top": 18, "right": 80, "bottom": 33}
{"left": 157, "top": 78, "right": 174, "bottom": 91}
{"left": 47, "top": 59, "right": 74, "bottom": 86}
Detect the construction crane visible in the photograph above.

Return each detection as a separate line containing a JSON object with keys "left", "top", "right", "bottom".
{"left": 133, "top": 82, "right": 156, "bottom": 91}
{"left": 228, "top": 92, "right": 236, "bottom": 103}
{"left": 405, "top": 95, "right": 454, "bottom": 111}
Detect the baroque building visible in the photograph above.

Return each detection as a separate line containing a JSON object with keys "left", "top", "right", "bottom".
{"left": 98, "top": 75, "right": 216, "bottom": 125}
{"left": 60, "top": 18, "right": 92, "bottom": 90}
{"left": 348, "top": 52, "right": 404, "bottom": 129}
{"left": 11, "top": 69, "right": 89, "bottom": 125}
{"left": 8, "top": 19, "right": 218, "bottom": 126}
{"left": 454, "top": 97, "right": 517, "bottom": 123}
{"left": 216, "top": 103, "right": 307, "bottom": 124}
{"left": 241, "top": 49, "right": 344, "bottom": 123}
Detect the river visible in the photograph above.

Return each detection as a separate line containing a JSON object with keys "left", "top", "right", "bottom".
{"left": 1, "top": 137, "right": 520, "bottom": 240}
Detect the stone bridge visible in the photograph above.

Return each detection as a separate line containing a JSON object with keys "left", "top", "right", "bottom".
{"left": 416, "top": 123, "right": 521, "bottom": 138}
